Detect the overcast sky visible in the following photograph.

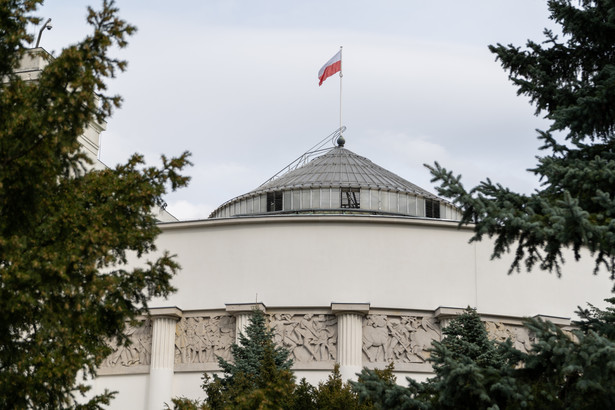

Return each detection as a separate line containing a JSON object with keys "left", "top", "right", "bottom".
{"left": 35, "top": 0, "right": 556, "bottom": 220}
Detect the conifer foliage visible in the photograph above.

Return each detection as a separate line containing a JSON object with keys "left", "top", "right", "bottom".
{"left": 428, "top": 0, "right": 615, "bottom": 278}
{"left": 202, "top": 309, "right": 295, "bottom": 409}
{"left": 424, "top": 309, "right": 518, "bottom": 409}
{"left": 172, "top": 310, "right": 370, "bottom": 409}
{"left": 353, "top": 309, "right": 517, "bottom": 410}
{"left": 353, "top": 306, "right": 615, "bottom": 409}
{"left": 0, "top": 1, "right": 190, "bottom": 408}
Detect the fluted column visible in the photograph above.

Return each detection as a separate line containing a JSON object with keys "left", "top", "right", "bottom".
{"left": 235, "top": 313, "right": 251, "bottom": 344}
{"left": 226, "top": 303, "right": 266, "bottom": 345}
{"left": 147, "top": 307, "right": 182, "bottom": 410}
{"left": 331, "top": 303, "right": 370, "bottom": 381}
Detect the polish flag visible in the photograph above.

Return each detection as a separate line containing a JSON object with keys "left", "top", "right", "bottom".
{"left": 318, "top": 50, "right": 342, "bottom": 86}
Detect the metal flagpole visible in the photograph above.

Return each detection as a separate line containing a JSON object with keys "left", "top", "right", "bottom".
{"left": 339, "top": 46, "right": 343, "bottom": 136}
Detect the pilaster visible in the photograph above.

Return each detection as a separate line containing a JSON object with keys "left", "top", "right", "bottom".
{"left": 226, "top": 303, "right": 267, "bottom": 345}
{"left": 331, "top": 303, "right": 370, "bottom": 381}
{"left": 147, "top": 307, "right": 182, "bottom": 410}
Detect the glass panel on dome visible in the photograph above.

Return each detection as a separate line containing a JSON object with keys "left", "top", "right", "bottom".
{"left": 441, "top": 204, "right": 449, "bottom": 219}
{"left": 370, "top": 190, "right": 379, "bottom": 210}
{"left": 390, "top": 192, "right": 398, "bottom": 213}
{"left": 359, "top": 188, "right": 368, "bottom": 209}
{"left": 380, "top": 191, "right": 389, "bottom": 212}
{"left": 321, "top": 189, "right": 330, "bottom": 208}
{"left": 408, "top": 196, "right": 417, "bottom": 215}
{"left": 292, "top": 191, "right": 301, "bottom": 210}
{"left": 416, "top": 197, "right": 425, "bottom": 217}
{"left": 302, "top": 190, "right": 311, "bottom": 208}
{"left": 341, "top": 188, "right": 360, "bottom": 208}
{"left": 312, "top": 189, "right": 321, "bottom": 209}
{"left": 330, "top": 188, "right": 340, "bottom": 208}
{"left": 399, "top": 194, "right": 408, "bottom": 214}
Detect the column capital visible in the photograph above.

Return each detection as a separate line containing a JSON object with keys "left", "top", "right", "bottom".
{"left": 433, "top": 306, "right": 465, "bottom": 321}
{"left": 225, "top": 302, "right": 267, "bottom": 315}
{"left": 330, "top": 302, "right": 370, "bottom": 315}
{"left": 532, "top": 314, "right": 570, "bottom": 326}
{"left": 149, "top": 306, "right": 183, "bottom": 321}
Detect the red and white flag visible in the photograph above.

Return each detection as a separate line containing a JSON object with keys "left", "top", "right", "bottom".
{"left": 318, "top": 50, "right": 342, "bottom": 86}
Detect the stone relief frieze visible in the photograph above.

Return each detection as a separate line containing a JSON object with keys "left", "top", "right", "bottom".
{"left": 175, "top": 315, "right": 235, "bottom": 364}
{"left": 362, "top": 315, "right": 440, "bottom": 363}
{"left": 101, "top": 320, "right": 152, "bottom": 368}
{"left": 270, "top": 313, "right": 337, "bottom": 363}
{"left": 485, "top": 321, "right": 534, "bottom": 353}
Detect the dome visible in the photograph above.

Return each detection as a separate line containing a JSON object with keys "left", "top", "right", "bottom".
{"left": 257, "top": 147, "right": 438, "bottom": 197}
{"left": 209, "top": 144, "right": 461, "bottom": 220}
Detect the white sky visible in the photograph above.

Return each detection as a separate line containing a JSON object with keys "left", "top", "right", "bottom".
{"left": 35, "top": 0, "right": 556, "bottom": 220}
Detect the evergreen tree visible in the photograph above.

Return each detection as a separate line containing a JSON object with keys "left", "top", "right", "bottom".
{"left": 313, "top": 364, "right": 370, "bottom": 410}
{"left": 175, "top": 312, "right": 374, "bottom": 409}
{"left": 353, "top": 309, "right": 520, "bottom": 410}
{"left": 422, "top": 1, "right": 615, "bottom": 408}
{"left": 201, "top": 309, "right": 295, "bottom": 409}
{"left": 577, "top": 296, "right": 615, "bottom": 338}
{"left": 217, "top": 309, "right": 293, "bottom": 386}
{"left": 291, "top": 378, "right": 317, "bottom": 410}
{"left": 425, "top": 309, "right": 521, "bottom": 409}
{"left": 353, "top": 363, "right": 425, "bottom": 410}
{"left": 427, "top": 0, "right": 615, "bottom": 278}
{"left": 352, "top": 308, "right": 615, "bottom": 409}
{"left": 0, "top": 1, "right": 190, "bottom": 408}
{"left": 512, "top": 308, "right": 615, "bottom": 409}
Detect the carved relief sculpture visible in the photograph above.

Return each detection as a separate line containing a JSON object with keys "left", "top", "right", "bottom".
{"left": 174, "top": 315, "right": 235, "bottom": 364}
{"left": 102, "top": 320, "right": 152, "bottom": 368}
{"left": 485, "top": 321, "right": 535, "bottom": 353}
{"left": 362, "top": 315, "right": 440, "bottom": 364}
{"left": 270, "top": 313, "right": 337, "bottom": 363}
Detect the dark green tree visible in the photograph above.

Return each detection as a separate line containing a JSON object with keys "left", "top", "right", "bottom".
{"left": 427, "top": 0, "right": 615, "bottom": 278}
{"left": 424, "top": 309, "right": 521, "bottom": 409}
{"left": 0, "top": 1, "right": 190, "bottom": 408}
{"left": 200, "top": 309, "right": 295, "bottom": 409}
{"left": 313, "top": 364, "right": 371, "bottom": 410}
{"left": 352, "top": 363, "right": 421, "bottom": 410}
{"left": 511, "top": 316, "right": 615, "bottom": 409}
{"left": 422, "top": 1, "right": 615, "bottom": 408}
{"left": 352, "top": 307, "right": 615, "bottom": 409}
{"left": 173, "top": 312, "right": 374, "bottom": 409}
{"left": 216, "top": 310, "right": 293, "bottom": 387}
{"left": 353, "top": 310, "right": 520, "bottom": 410}
{"left": 291, "top": 378, "right": 317, "bottom": 410}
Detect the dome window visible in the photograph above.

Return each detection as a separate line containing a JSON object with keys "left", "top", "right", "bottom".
{"left": 341, "top": 187, "right": 360, "bottom": 209}
{"left": 267, "top": 191, "right": 283, "bottom": 212}
{"left": 425, "top": 199, "right": 440, "bottom": 218}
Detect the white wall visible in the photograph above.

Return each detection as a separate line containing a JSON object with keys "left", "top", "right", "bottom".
{"left": 149, "top": 215, "right": 612, "bottom": 319}
{"left": 94, "top": 214, "right": 613, "bottom": 409}
{"left": 89, "top": 374, "right": 149, "bottom": 409}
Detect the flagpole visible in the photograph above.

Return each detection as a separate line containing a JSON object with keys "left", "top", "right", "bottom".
{"left": 339, "top": 46, "right": 343, "bottom": 137}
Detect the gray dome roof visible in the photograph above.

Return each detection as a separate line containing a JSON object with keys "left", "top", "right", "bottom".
{"left": 253, "top": 147, "right": 438, "bottom": 198}
{"left": 209, "top": 145, "right": 459, "bottom": 219}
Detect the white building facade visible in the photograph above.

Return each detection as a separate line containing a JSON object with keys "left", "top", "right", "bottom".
{"left": 90, "top": 138, "right": 614, "bottom": 409}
